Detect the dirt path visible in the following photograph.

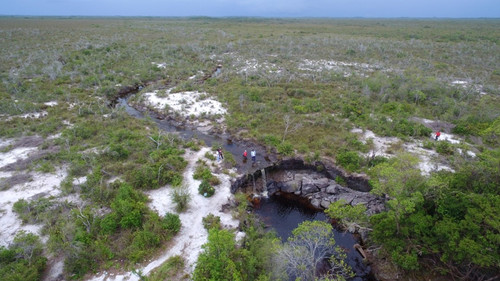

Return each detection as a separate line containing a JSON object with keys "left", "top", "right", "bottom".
{"left": 89, "top": 147, "right": 240, "bottom": 281}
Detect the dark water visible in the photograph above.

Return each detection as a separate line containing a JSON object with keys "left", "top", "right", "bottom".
{"left": 119, "top": 96, "right": 373, "bottom": 280}
{"left": 254, "top": 195, "right": 373, "bottom": 281}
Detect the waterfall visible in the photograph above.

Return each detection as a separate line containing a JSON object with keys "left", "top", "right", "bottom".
{"left": 251, "top": 173, "right": 256, "bottom": 193}
{"left": 261, "top": 168, "right": 268, "bottom": 198}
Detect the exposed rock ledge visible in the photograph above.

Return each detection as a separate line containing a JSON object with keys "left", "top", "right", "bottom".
{"left": 231, "top": 158, "right": 386, "bottom": 216}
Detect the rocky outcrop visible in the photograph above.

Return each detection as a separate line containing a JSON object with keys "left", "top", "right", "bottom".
{"left": 265, "top": 173, "right": 384, "bottom": 215}
{"left": 231, "top": 157, "right": 385, "bottom": 215}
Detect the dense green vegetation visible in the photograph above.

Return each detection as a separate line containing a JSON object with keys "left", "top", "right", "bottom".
{"left": 327, "top": 150, "right": 499, "bottom": 279}
{"left": 0, "top": 17, "right": 498, "bottom": 280}
{"left": 0, "top": 232, "right": 47, "bottom": 281}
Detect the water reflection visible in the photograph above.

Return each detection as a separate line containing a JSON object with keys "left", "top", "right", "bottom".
{"left": 254, "top": 195, "right": 373, "bottom": 281}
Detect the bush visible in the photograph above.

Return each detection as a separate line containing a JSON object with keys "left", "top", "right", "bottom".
{"left": 107, "top": 143, "right": 130, "bottom": 160}
{"left": 202, "top": 214, "right": 221, "bottom": 230}
{"left": 148, "top": 256, "right": 186, "bottom": 281}
{"left": 336, "top": 150, "right": 362, "bottom": 172}
{"left": 205, "top": 151, "right": 216, "bottom": 161}
{"left": 0, "top": 231, "right": 47, "bottom": 281}
{"left": 198, "top": 180, "right": 215, "bottom": 197}
{"left": 171, "top": 187, "right": 191, "bottom": 212}
{"left": 436, "top": 141, "right": 454, "bottom": 155}
{"left": 162, "top": 213, "right": 181, "bottom": 234}
{"left": 99, "top": 213, "right": 118, "bottom": 235}
{"left": 278, "top": 142, "right": 294, "bottom": 156}
{"left": 193, "top": 163, "right": 220, "bottom": 186}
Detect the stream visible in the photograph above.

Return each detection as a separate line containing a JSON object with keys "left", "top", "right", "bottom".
{"left": 118, "top": 95, "right": 374, "bottom": 280}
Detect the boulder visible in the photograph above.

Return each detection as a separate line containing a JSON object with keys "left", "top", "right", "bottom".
{"left": 320, "top": 199, "right": 331, "bottom": 209}
{"left": 311, "top": 198, "right": 321, "bottom": 209}
{"left": 326, "top": 183, "right": 340, "bottom": 194}
{"left": 279, "top": 179, "right": 301, "bottom": 193}
{"left": 266, "top": 181, "right": 278, "bottom": 195}
{"left": 337, "top": 193, "right": 357, "bottom": 204}
{"left": 302, "top": 182, "right": 319, "bottom": 195}
{"left": 351, "top": 196, "right": 369, "bottom": 206}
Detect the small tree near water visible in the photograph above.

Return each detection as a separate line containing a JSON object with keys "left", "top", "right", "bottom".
{"left": 272, "top": 221, "right": 353, "bottom": 281}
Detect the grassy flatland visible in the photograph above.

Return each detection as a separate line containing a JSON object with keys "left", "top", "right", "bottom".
{"left": 0, "top": 17, "right": 498, "bottom": 280}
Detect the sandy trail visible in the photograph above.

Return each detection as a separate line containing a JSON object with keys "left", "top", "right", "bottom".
{"left": 89, "top": 147, "right": 239, "bottom": 281}
{"left": 0, "top": 138, "right": 67, "bottom": 247}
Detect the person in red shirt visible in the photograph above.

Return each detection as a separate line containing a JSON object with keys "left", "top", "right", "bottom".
{"left": 435, "top": 131, "right": 441, "bottom": 141}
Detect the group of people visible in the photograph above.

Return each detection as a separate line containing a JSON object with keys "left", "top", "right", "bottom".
{"left": 242, "top": 149, "right": 256, "bottom": 163}
{"left": 216, "top": 147, "right": 257, "bottom": 164}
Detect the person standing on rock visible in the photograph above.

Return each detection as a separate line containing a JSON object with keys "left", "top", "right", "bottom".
{"left": 251, "top": 149, "right": 256, "bottom": 163}
{"left": 243, "top": 150, "right": 248, "bottom": 163}
{"left": 218, "top": 147, "right": 224, "bottom": 160}
{"left": 435, "top": 131, "right": 441, "bottom": 141}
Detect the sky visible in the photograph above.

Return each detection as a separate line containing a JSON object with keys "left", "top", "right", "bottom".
{"left": 1, "top": 0, "right": 499, "bottom": 18}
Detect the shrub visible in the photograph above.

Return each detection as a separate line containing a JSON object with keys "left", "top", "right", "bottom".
{"left": 162, "top": 213, "right": 181, "bottom": 234}
{"left": 0, "top": 231, "right": 47, "bottom": 281}
{"left": 107, "top": 143, "right": 130, "bottom": 160}
{"left": 193, "top": 163, "right": 220, "bottom": 186}
{"left": 99, "top": 213, "right": 118, "bottom": 235}
{"left": 205, "top": 151, "right": 216, "bottom": 161}
{"left": 336, "top": 150, "right": 362, "bottom": 172}
{"left": 148, "top": 256, "right": 186, "bottom": 281}
{"left": 436, "top": 141, "right": 454, "bottom": 155}
{"left": 198, "top": 180, "right": 215, "bottom": 197}
{"left": 222, "top": 152, "right": 237, "bottom": 168}
{"left": 262, "top": 134, "right": 280, "bottom": 147}
{"left": 171, "top": 187, "right": 191, "bottom": 212}
{"left": 335, "top": 176, "right": 347, "bottom": 186}
{"left": 278, "top": 142, "right": 294, "bottom": 156}
{"left": 202, "top": 214, "right": 221, "bottom": 230}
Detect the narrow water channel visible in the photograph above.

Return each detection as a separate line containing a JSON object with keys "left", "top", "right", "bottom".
{"left": 118, "top": 95, "right": 374, "bottom": 280}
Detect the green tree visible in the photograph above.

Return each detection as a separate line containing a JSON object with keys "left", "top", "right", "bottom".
{"left": 325, "top": 199, "right": 370, "bottom": 232}
{"left": 193, "top": 228, "right": 242, "bottom": 281}
{"left": 369, "top": 153, "right": 425, "bottom": 234}
{"left": 272, "top": 221, "right": 353, "bottom": 281}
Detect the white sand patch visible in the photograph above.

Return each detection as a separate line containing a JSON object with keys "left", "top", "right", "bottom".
{"left": 3, "top": 111, "right": 48, "bottom": 121}
{"left": 457, "top": 148, "right": 477, "bottom": 158}
{"left": 21, "top": 111, "right": 48, "bottom": 119}
{"left": 351, "top": 128, "right": 454, "bottom": 175}
{"left": 404, "top": 142, "right": 454, "bottom": 175}
{"left": 451, "top": 80, "right": 468, "bottom": 85}
{"left": 298, "top": 59, "right": 380, "bottom": 77}
{"left": 0, "top": 146, "right": 38, "bottom": 169}
{"left": 90, "top": 147, "right": 240, "bottom": 281}
{"left": 47, "top": 133, "right": 62, "bottom": 140}
{"left": 62, "top": 120, "right": 74, "bottom": 128}
{"left": 466, "top": 150, "right": 476, "bottom": 157}
{"left": 45, "top": 258, "right": 65, "bottom": 281}
{"left": 0, "top": 138, "right": 14, "bottom": 148}
{"left": 44, "top": 101, "right": 58, "bottom": 107}
{"left": 351, "top": 128, "right": 399, "bottom": 158}
{"left": 151, "top": 62, "right": 167, "bottom": 69}
{"left": 450, "top": 79, "right": 487, "bottom": 95}
{"left": 144, "top": 89, "right": 227, "bottom": 118}
{"left": 235, "top": 58, "right": 282, "bottom": 74}
{"left": 436, "top": 132, "right": 461, "bottom": 144}
{"left": 0, "top": 167, "right": 66, "bottom": 246}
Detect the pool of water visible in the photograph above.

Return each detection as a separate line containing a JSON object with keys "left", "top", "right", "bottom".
{"left": 254, "top": 195, "right": 373, "bottom": 281}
